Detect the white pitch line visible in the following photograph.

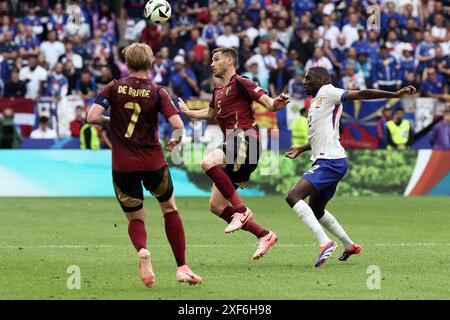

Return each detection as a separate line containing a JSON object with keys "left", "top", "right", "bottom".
{"left": 0, "top": 243, "right": 448, "bottom": 249}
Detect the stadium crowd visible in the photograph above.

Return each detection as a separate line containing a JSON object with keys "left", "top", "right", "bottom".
{"left": 0, "top": 0, "right": 449, "bottom": 149}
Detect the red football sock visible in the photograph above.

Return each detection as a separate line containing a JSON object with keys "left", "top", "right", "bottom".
{"left": 164, "top": 211, "right": 186, "bottom": 267}
{"left": 128, "top": 219, "right": 147, "bottom": 252}
{"left": 206, "top": 166, "right": 246, "bottom": 213}
{"left": 219, "top": 206, "right": 234, "bottom": 223}
{"left": 243, "top": 220, "right": 269, "bottom": 238}
{"left": 221, "top": 206, "right": 269, "bottom": 238}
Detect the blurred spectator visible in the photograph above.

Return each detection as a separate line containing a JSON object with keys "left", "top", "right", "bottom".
{"left": 415, "top": 31, "right": 435, "bottom": 74}
{"left": 199, "top": 75, "right": 216, "bottom": 100}
{"left": 62, "top": 61, "right": 77, "bottom": 95}
{"left": 193, "top": 49, "right": 211, "bottom": 86}
{"left": 339, "top": 63, "right": 366, "bottom": 90}
{"left": 95, "top": 66, "right": 113, "bottom": 93}
{"left": 430, "top": 109, "right": 450, "bottom": 150}
{"left": 47, "top": 3, "right": 65, "bottom": 41}
{"left": 401, "top": 17, "right": 419, "bottom": 44}
{"left": 238, "top": 16, "right": 259, "bottom": 46}
{"left": 168, "top": 55, "right": 198, "bottom": 100}
{"left": 201, "top": 12, "right": 223, "bottom": 50}
{"left": 160, "top": 29, "right": 185, "bottom": 59}
{"left": 22, "top": 3, "right": 43, "bottom": 37}
{"left": 422, "top": 68, "right": 447, "bottom": 100}
{"left": 351, "top": 26, "right": 369, "bottom": 55}
{"left": 70, "top": 106, "right": 85, "bottom": 137}
{"left": 305, "top": 47, "right": 333, "bottom": 74}
{"left": 372, "top": 45, "right": 400, "bottom": 91}
{"left": 123, "top": 0, "right": 147, "bottom": 20}
{"left": 30, "top": 116, "right": 57, "bottom": 139}
{"left": 58, "top": 39, "right": 83, "bottom": 72}
{"left": 341, "top": 47, "right": 358, "bottom": 73}
{"left": 318, "top": 14, "right": 340, "bottom": 49}
{"left": 216, "top": 23, "right": 239, "bottom": 49}
{"left": 19, "top": 56, "right": 47, "bottom": 99}
{"left": 243, "top": 61, "right": 262, "bottom": 85}
{"left": 75, "top": 71, "right": 96, "bottom": 100}
{"left": 288, "top": 27, "right": 315, "bottom": 66}
{"left": 40, "top": 30, "right": 65, "bottom": 70}
{"left": 431, "top": 46, "right": 450, "bottom": 84}
{"left": 184, "top": 28, "right": 207, "bottom": 60}
{"left": 246, "top": 42, "right": 277, "bottom": 90}
{"left": 0, "top": 49, "right": 10, "bottom": 87}
{"left": 172, "top": 3, "right": 195, "bottom": 42}
{"left": 86, "top": 29, "right": 111, "bottom": 65}
{"left": 4, "top": 69, "right": 26, "bottom": 97}
{"left": 0, "top": 107, "right": 22, "bottom": 148}
{"left": 366, "top": 31, "right": 380, "bottom": 64}
{"left": 93, "top": 1, "right": 117, "bottom": 36}
{"left": 99, "top": 18, "right": 118, "bottom": 58}
{"left": 430, "top": 13, "right": 448, "bottom": 55}
{"left": 45, "top": 62, "right": 68, "bottom": 98}
{"left": 377, "top": 105, "right": 393, "bottom": 149}
{"left": 355, "top": 52, "right": 372, "bottom": 88}
{"left": 342, "top": 13, "right": 360, "bottom": 48}
{"left": 18, "top": 25, "right": 40, "bottom": 61}
{"left": 291, "top": 107, "right": 308, "bottom": 146}
{"left": 386, "top": 107, "right": 413, "bottom": 150}
{"left": 381, "top": 1, "right": 403, "bottom": 30}
{"left": 150, "top": 52, "right": 170, "bottom": 86}
{"left": 287, "top": 70, "right": 307, "bottom": 100}
{"left": 399, "top": 43, "right": 415, "bottom": 81}
{"left": 269, "top": 58, "right": 291, "bottom": 97}
{"left": 0, "top": 31, "right": 18, "bottom": 67}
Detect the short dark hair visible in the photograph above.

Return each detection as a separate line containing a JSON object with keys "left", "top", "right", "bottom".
{"left": 212, "top": 47, "right": 238, "bottom": 67}
{"left": 308, "top": 66, "right": 330, "bottom": 79}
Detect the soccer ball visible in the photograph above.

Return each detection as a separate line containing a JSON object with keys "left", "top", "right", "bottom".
{"left": 144, "top": 0, "right": 172, "bottom": 24}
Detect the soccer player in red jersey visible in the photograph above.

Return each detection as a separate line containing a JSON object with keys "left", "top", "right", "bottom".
{"left": 179, "top": 47, "right": 290, "bottom": 260}
{"left": 87, "top": 43, "right": 202, "bottom": 287}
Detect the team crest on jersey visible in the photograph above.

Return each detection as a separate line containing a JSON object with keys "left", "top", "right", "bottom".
{"left": 312, "top": 97, "right": 322, "bottom": 108}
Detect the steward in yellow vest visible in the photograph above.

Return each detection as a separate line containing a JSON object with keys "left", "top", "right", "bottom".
{"left": 80, "top": 123, "right": 100, "bottom": 150}
{"left": 386, "top": 107, "right": 413, "bottom": 149}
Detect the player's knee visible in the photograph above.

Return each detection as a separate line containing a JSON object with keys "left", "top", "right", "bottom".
{"left": 201, "top": 159, "right": 212, "bottom": 172}
{"left": 285, "top": 192, "right": 301, "bottom": 208}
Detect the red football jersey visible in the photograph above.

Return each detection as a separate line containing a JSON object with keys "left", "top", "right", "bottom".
{"left": 98, "top": 77, "right": 179, "bottom": 172}
{"left": 209, "top": 74, "right": 266, "bottom": 135}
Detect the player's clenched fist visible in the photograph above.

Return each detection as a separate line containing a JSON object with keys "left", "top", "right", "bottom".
{"left": 396, "top": 85, "right": 416, "bottom": 97}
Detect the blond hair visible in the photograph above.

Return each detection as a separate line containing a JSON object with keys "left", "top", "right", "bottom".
{"left": 122, "top": 43, "right": 154, "bottom": 72}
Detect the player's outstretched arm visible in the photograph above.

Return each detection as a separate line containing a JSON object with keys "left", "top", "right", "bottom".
{"left": 344, "top": 86, "right": 416, "bottom": 102}
{"left": 285, "top": 143, "right": 311, "bottom": 159}
{"left": 178, "top": 97, "right": 216, "bottom": 120}
{"left": 87, "top": 103, "right": 110, "bottom": 127}
{"left": 258, "top": 93, "right": 290, "bottom": 112}
{"left": 166, "top": 114, "right": 184, "bottom": 152}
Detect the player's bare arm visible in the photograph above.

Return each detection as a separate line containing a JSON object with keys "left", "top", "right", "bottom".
{"left": 258, "top": 93, "right": 291, "bottom": 112}
{"left": 344, "top": 86, "right": 417, "bottom": 102}
{"left": 87, "top": 103, "right": 110, "bottom": 127}
{"left": 285, "top": 143, "right": 312, "bottom": 159}
{"left": 178, "top": 97, "right": 217, "bottom": 120}
{"left": 166, "top": 114, "right": 184, "bottom": 151}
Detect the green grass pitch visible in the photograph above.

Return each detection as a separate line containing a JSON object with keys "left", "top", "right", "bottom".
{"left": 0, "top": 196, "right": 449, "bottom": 300}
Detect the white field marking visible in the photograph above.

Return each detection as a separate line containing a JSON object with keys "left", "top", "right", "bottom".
{"left": 0, "top": 243, "right": 448, "bottom": 249}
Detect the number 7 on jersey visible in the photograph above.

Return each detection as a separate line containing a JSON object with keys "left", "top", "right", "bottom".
{"left": 124, "top": 102, "right": 141, "bottom": 138}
